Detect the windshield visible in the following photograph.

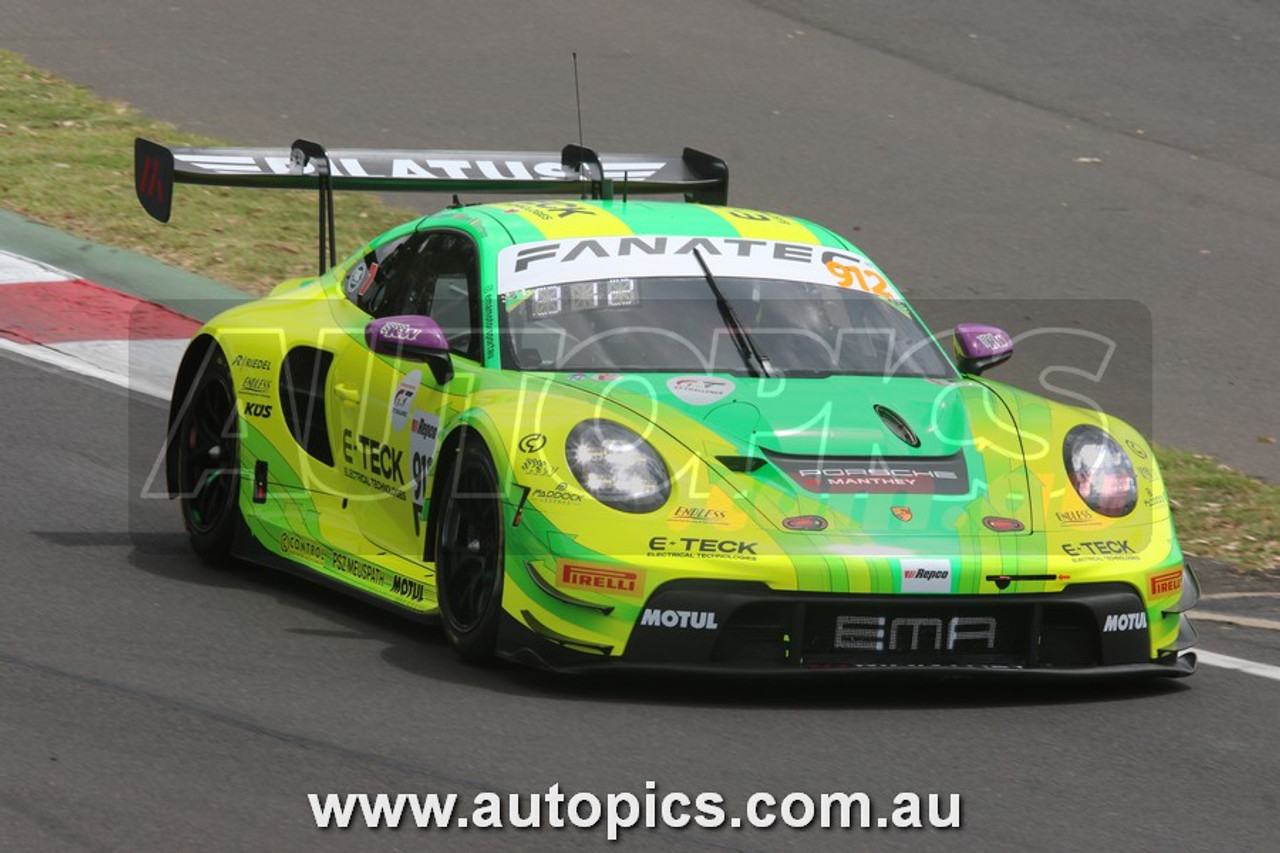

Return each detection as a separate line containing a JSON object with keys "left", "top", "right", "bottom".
{"left": 500, "top": 276, "right": 955, "bottom": 378}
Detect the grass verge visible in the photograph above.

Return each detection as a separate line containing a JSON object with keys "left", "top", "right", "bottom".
{"left": 0, "top": 50, "right": 413, "bottom": 293}
{"left": 1156, "top": 446, "right": 1278, "bottom": 572}
{"left": 1, "top": 49, "right": 1276, "bottom": 570}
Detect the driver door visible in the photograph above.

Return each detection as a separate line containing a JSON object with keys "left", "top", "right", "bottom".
{"left": 330, "top": 229, "right": 482, "bottom": 563}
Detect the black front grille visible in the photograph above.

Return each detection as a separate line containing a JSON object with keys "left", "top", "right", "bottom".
{"left": 705, "top": 597, "right": 1107, "bottom": 670}
{"left": 1037, "top": 604, "right": 1102, "bottom": 667}
{"left": 709, "top": 603, "right": 792, "bottom": 666}
{"left": 801, "top": 601, "right": 1031, "bottom": 668}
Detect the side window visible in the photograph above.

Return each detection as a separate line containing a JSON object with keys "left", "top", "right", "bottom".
{"left": 398, "top": 233, "right": 482, "bottom": 362}
{"left": 343, "top": 237, "right": 403, "bottom": 311}
{"left": 348, "top": 230, "right": 482, "bottom": 362}
{"left": 344, "top": 234, "right": 431, "bottom": 318}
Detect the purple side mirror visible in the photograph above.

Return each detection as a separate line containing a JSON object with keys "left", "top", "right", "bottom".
{"left": 365, "top": 315, "right": 453, "bottom": 383}
{"left": 954, "top": 323, "right": 1014, "bottom": 375}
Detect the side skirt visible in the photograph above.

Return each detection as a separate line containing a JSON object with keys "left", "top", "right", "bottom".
{"left": 230, "top": 516, "right": 441, "bottom": 625}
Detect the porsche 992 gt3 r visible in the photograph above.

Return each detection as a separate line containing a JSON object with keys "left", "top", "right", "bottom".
{"left": 135, "top": 136, "right": 1198, "bottom": 676}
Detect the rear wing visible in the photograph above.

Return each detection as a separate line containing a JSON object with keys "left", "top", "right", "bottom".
{"left": 134, "top": 137, "right": 727, "bottom": 220}
{"left": 134, "top": 137, "right": 728, "bottom": 273}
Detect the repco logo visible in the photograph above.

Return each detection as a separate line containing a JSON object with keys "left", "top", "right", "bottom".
{"left": 243, "top": 402, "right": 272, "bottom": 418}
{"left": 1103, "top": 612, "right": 1148, "bottom": 633}
{"left": 672, "top": 506, "right": 727, "bottom": 523}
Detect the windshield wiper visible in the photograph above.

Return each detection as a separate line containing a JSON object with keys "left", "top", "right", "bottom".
{"left": 691, "top": 248, "right": 773, "bottom": 378}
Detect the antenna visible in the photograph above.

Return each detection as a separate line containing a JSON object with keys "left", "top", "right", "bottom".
{"left": 572, "top": 52, "right": 585, "bottom": 150}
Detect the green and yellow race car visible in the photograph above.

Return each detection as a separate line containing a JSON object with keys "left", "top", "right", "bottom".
{"left": 136, "top": 136, "right": 1198, "bottom": 676}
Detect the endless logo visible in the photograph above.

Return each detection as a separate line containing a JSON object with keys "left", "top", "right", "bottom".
{"left": 672, "top": 506, "right": 727, "bottom": 525}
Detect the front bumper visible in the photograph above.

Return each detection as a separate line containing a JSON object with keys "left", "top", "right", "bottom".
{"left": 499, "top": 577, "right": 1197, "bottom": 678}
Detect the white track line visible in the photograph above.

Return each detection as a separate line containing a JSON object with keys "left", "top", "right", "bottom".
{"left": 0, "top": 249, "right": 72, "bottom": 283}
{"left": 1196, "top": 650, "right": 1280, "bottom": 683}
{"left": 0, "top": 336, "right": 167, "bottom": 399}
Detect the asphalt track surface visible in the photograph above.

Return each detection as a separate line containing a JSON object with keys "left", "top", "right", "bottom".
{"left": 3, "top": 2, "right": 1280, "bottom": 850}
{"left": 1, "top": 354, "right": 1278, "bottom": 851}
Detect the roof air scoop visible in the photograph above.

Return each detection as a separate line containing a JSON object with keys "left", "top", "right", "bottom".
{"left": 874, "top": 404, "right": 921, "bottom": 448}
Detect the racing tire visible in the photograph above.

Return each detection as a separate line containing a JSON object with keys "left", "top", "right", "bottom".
{"left": 175, "top": 345, "right": 242, "bottom": 561}
{"left": 435, "top": 436, "right": 505, "bottom": 663}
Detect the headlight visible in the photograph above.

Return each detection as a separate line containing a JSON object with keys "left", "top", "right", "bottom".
{"left": 1063, "top": 425, "right": 1138, "bottom": 517}
{"left": 566, "top": 420, "right": 670, "bottom": 513}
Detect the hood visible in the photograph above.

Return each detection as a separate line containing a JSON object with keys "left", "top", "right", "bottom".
{"left": 553, "top": 372, "right": 1034, "bottom": 536}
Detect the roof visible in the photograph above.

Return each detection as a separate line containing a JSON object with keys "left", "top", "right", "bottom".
{"left": 458, "top": 199, "right": 849, "bottom": 249}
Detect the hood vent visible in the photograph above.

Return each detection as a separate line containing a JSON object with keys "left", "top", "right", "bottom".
{"left": 874, "top": 404, "right": 921, "bottom": 448}
{"left": 717, "top": 455, "right": 768, "bottom": 473}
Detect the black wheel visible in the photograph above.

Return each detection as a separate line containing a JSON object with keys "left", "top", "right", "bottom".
{"left": 175, "top": 346, "right": 242, "bottom": 560}
{"left": 435, "top": 436, "right": 505, "bottom": 662}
